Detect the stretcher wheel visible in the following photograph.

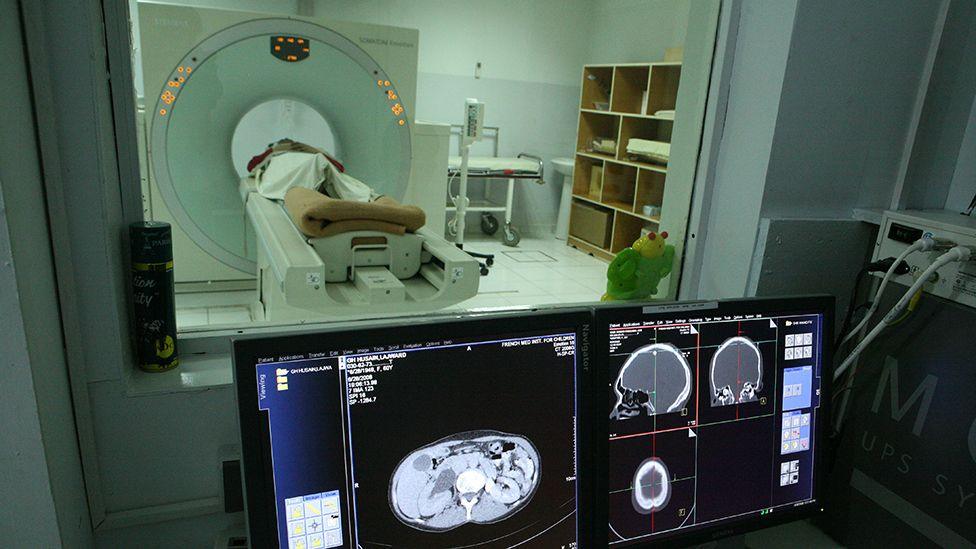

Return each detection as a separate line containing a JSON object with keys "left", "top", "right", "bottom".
{"left": 480, "top": 213, "right": 499, "bottom": 235}
{"left": 479, "top": 263, "right": 490, "bottom": 276}
{"left": 485, "top": 256, "right": 494, "bottom": 267}
{"left": 502, "top": 226, "right": 521, "bottom": 247}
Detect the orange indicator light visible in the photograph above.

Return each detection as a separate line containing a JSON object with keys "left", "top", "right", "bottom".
{"left": 387, "top": 90, "right": 397, "bottom": 100}
{"left": 287, "top": 37, "right": 294, "bottom": 43}
{"left": 274, "top": 45, "right": 281, "bottom": 51}
{"left": 159, "top": 109, "right": 167, "bottom": 115}
{"left": 398, "top": 119, "right": 405, "bottom": 126}
{"left": 383, "top": 80, "right": 391, "bottom": 87}
{"left": 298, "top": 39, "right": 304, "bottom": 44}
{"left": 377, "top": 80, "right": 383, "bottom": 86}
{"left": 177, "top": 66, "right": 184, "bottom": 73}
{"left": 177, "top": 76, "right": 185, "bottom": 83}
{"left": 303, "top": 47, "right": 309, "bottom": 52}
{"left": 278, "top": 37, "right": 284, "bottom": 42}
{"left": 185, "top": 67, "right": 192, "bottom": 73}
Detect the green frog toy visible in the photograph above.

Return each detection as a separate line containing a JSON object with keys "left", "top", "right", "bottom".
{"left": 601, "top": 231, "right": 675, "bottom": 301}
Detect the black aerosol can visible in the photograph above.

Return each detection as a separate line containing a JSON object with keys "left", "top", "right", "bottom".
{"left": 130, "top": 221, "right": 179, "bottom": 372}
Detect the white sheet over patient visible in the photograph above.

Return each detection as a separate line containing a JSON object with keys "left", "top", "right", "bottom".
{"left": 256, "top": 151, "right": 375, "bottom": 202}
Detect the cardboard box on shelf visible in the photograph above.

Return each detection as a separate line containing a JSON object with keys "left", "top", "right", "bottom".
{"left": 570, "top": 201, "right": 613, "bottom": 249}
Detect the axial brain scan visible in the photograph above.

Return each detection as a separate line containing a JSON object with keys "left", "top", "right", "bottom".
{"left": 632, "top": 457, "right": 671, "bottom": 514}
{"left": 709, "top": 336, "right": 763, "bottom": 407}
{"left": 389, "top": 430, "right": 540, "bottom": 532}
{"left": 611, "top": 343, "right": 693, "bottom": 420}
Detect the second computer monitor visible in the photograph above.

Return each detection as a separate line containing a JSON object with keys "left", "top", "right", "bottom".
{"left": 596, "top": 296, "right": 832, "bottom": 546}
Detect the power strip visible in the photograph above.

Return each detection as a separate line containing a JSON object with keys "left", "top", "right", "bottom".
{"left": 873, "top": 209, "right": 976, "bottom": 309}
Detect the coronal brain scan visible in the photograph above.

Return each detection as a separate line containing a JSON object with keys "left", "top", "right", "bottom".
{"left": 709, "top": 336, "right": 763, "bottom": 407}
{"left": 611, "top": 343, "right": 693, "bottom": 420}
{"left": 632, "top": 457, "right": 671, "bottom": 514}
{"left": 389, "top": 430, "right": 540, "bottom": 532}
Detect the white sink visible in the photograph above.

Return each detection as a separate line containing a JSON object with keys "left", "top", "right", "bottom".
{"left": 552, "top": 157, "right": 575, "bottom": 177}
{"left": 552, "top": 158, "right": 575, "bottom": 240}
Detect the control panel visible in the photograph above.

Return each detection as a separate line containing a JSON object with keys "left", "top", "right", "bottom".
{"left": 270, "top": 35, "right": 310, "bottom": 62}
{"left": 874, "top": 209, "right": 976, "bottom": 309}
{"left": 462, "top": 98, "right": 484, "bottom": 145}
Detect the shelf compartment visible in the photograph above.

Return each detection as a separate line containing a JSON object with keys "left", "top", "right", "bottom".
{"left": 569, "top": 199, "right": 614, "bottom": 249}
{"left": 581, "top": 66, "right": 614, "bottom": 110}
{"left": 601, "top": 162, "right": 638, "bottom": 211}
{"left": 611, "top": 211, "right": 652, "bottom": 254}
{"left": 577, "top": 111, "right": 620, "bottom": 156}
{"left": 634, "top": 169, "right": 666, "bottom": 217}
{"left": 611, "top": 65, "right": 651, "bottom": 114}
{"left": 647, "top": 64, "right": 682, "bottom": 116}
{"left": 617, "top": 117, "right": 673, "bottom": 165}
{"left": 572, "top": 155, "right": 604, "bottom": 201}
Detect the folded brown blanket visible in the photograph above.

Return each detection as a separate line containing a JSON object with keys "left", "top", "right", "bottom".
{"left": 284, "top": 187, "right": 426, "bottom": 238}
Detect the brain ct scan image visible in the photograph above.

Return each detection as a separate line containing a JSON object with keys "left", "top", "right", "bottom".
{"left": 611, "top": 343, "right": 693, "bottom": 420}
{"left": 389, "top": 430, "right": 540, "bottom": 532}
{"left": 632, "top": 457, "right": 671, "bottom": 514}
{"left": 709, "top": 336, "right": 763, "bottom": 407}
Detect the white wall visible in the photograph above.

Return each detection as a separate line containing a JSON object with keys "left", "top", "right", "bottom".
{"left": 900, "top": 0, "right": 976, "bottom": 210}
{"left": 695, "top": 0, "right": 798, "bottom": 299}
{"left": 761, "top": 0, "right": 941, "bottom": 219}
{"left": 0, "top": 0, "right": 92, "bottom": 545}
{"left": 693, "top": 0, "right": 945, "bottom": 299}
{"left": 587, "top": 0, "right": 690, "bottom": 64}
{"left": 945, "top": 95, "right": 976, "bottom": 212}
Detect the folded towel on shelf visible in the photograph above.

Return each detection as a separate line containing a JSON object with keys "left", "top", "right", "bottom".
{"left": 283, "top": 187, "right": 425, "bottom": 238}
{"left": 653, "top": 109, "right": 675, "bottom": 120}
{"left": 626, "top": 139, "right": 670, "bottom": 164}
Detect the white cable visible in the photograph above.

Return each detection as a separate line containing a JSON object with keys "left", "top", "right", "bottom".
{"left": 837, "top": 237, "right": 932, "bottom": 348}
{"left": 833, "top": 245, "right": 972, "bottom": 382}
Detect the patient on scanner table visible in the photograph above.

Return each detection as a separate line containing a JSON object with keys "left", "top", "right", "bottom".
{"left": 247, "top": 138, "right": 425, "bottom": 238}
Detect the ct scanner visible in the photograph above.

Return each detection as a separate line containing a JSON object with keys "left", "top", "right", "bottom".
{"left": 136, "top": 2, "right": 479, "bottom": 322}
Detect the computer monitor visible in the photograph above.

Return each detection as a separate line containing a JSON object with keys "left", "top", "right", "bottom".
{"left": 234, "top": 310, "right": 592, "bottom": 548}
{"left": 594, "top": 296, "right": 833, "bottom": 546}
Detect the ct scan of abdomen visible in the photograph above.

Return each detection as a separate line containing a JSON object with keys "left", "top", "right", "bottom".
{"left": 389, "top": 430, "right": 540, "bottom": 532}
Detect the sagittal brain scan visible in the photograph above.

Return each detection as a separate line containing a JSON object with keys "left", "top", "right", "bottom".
{"left": 709, "top": 336, "right": 763, "bottom": 407}
{"left": 610, "top": 343, "right": 693, "bottom": 420}
{"left": 632, "top": 458, "right": 671, "bottom": 514}
{"left": 389, "top": 430, "right": 540, "bottom": 532}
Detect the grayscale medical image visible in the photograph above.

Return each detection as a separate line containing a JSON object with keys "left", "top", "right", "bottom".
{"left": 389, "top": 430, "right": 540, "bottom": 532}
{"left": 610, "top": 343, "right": 693, "bottom": 420}
{"left": 632, "top": 457, "right": 672, "bottom": 514}
{"left": 709, "top": 336, "right": 763, "bottom": 407}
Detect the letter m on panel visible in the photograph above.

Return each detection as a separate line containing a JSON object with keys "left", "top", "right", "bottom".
{"left": 870, "top": 356, "right": 938, "bottom": 437}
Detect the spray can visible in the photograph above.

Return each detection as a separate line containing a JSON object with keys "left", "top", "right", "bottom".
{"left": 130, "top": 221, "right": 179, "bottom": 372}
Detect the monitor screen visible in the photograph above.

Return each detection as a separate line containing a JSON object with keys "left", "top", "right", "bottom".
{"left": 595, "top": 296, "right": 832, "bottom": 546}
{"left": 234, "top": 310, "right": 591, "bottom": 549}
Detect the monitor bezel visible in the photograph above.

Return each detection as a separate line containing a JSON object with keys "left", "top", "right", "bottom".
{"left": 592, "top": 295, "right": 834, "bottom": 548}
{"left": 233, "top": 307, "right": 595, "bottom": 549}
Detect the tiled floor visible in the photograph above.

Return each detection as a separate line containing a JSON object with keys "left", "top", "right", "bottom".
{"left": 451, "top": 234, "right": 608, "bottom": 310}
{"left": 175, "top": 234, "right": 608, "bottom": 327}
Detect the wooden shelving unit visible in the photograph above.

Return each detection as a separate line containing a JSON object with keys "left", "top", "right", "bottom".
{"left": 567, "top": 62, "right": 682, "bottom": 261}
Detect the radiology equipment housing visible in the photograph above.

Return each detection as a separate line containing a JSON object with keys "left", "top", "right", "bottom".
{"left": 137, "top": 2, "right": 480, "bottom": 322}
